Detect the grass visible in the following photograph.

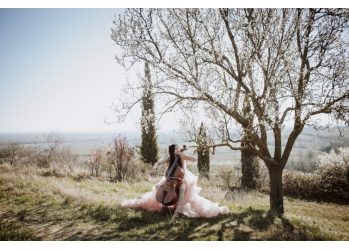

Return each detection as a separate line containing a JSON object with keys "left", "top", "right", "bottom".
{"left": 0, "top": 164, "right": 348, "bottom": 241}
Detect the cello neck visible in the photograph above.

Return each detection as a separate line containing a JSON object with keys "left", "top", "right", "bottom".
{"left": 167, "top": 155, "right": 180, "bottom": 178}
{"left": 167, "top": 145, "right": 186, "bottom": 178}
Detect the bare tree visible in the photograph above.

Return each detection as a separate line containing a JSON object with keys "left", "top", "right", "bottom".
{"left": 38, "top": 131, "right": 65, "bottom": 168}
{"left": 59, "top": 145, "right": 79, "bottom": 172}
{"left": 111, "top": 8, "right": 349, "bottom": 214}
{"left": 0, "top": 142, "right": 26, "bottom": 166}
{"left": 86, "top": 147, "right": 105, "bottom": 177}
{"left": 110, "top": 135, "right": 135, "bottom": 181}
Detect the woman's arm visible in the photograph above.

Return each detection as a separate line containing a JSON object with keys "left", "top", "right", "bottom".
{"left": 150, "top": 157, "right": 169, "bottom": 176}
{"left": 178, "top": 151, "right": 197, "bottom": 162}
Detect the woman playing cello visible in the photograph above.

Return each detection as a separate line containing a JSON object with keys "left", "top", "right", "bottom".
{"left": 121, "top": 144, "right": 229, "bottom": 218}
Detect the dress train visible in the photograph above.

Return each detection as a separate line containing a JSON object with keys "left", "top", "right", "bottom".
{"left": 121, "top": 169, "right": 229, "bottom": 218}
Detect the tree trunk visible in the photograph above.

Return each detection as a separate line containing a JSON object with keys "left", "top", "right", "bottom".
{"left": 268, "top": 165, "right": 284, "bottom": 214}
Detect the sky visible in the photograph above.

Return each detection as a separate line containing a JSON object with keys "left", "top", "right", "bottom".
{"left": 0, "top": 8, "right": 130, "bottom": 133}
{"left": 0, "top": 5, "right": 178, "bottom": 134}
{"left": 1, "top": 1, "right": 346, "bottom": 134}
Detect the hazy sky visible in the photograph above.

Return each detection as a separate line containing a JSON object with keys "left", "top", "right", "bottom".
{"left": 0, "top": 2, "right": 343, "bottom": 134}
{"left": 0, "top": 7, "right": 158, "bottom": 133}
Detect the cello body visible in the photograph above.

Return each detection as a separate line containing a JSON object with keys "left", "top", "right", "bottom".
{"left": 155, "top": 146, "right": 186, "bottom": 206}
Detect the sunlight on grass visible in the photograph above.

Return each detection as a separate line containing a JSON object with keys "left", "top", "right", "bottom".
{"left": 0, "top": 164, "right": 348, "bottom": 240}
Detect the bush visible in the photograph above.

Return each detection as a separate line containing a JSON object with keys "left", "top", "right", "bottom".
{"left": 108, "top": 135, "right": 151, "bottom": 182}
{"left": 120, "top": 158, "right": 150, "bottom": 182}
{"left": 85, "top": 135, "right": 151, "bottom": 182}
{"left": 110, "top": 135, "right": 135, "bottom": 181}
{"left": 0, "top": 142, "right": 27, "bottom": 166}
{"left": 0, "top": 132, "right": 79, "bottom": 173}
{"left": 86, "top": 147, "right": 105, "bottom": 177}
{"left": 283, "top": 147, "right": 349, "bottom": 201}
{"left": 216, "top": 166, "right": 241, "bottom": 190}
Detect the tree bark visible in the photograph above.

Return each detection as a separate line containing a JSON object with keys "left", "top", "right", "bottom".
{"left": 268, "top": 164, "right": 284, "bottom": 214}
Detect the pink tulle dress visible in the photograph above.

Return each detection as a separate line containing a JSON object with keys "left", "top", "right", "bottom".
{"left": 121, "top": 160, "right": 229, "bottom": 218}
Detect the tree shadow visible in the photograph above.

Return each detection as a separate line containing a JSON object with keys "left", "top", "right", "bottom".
{"left": 0, "top": 204, "right": 330, "bottom": 241}
{"left": 104, "top": 206, "right": 327, "bottom": 241}
{"left": 286, "top": 195, "right": 349, "bottom": 206}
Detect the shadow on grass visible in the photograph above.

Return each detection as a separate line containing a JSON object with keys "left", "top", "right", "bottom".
{"left": 86, "top": 206, "right": 329, "bottom": 241}
{"left": 285, "top": 194, "right": 349, "bottom": 206}
{"left": 0, "top": 202, "right": 331, "bottom": 241}
{"left": 0, "top": 211, "right": 42, "bottom": 240}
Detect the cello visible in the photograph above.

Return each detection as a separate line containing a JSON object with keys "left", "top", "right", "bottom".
{"left": 155, "top": 145, "right": 187, "bottom": 206}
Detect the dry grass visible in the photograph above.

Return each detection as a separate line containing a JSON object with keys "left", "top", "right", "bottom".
{"left": 0, "top": 163, "right": 348, "bottom": 241}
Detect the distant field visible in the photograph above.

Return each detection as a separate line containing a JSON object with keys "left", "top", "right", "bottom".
{"left": 1, "top": 127, "right": 348, "bottom": 172}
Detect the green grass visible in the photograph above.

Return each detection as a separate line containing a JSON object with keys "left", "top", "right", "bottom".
{"left": 0, "top": 164, "right": 348, "bottom": 241}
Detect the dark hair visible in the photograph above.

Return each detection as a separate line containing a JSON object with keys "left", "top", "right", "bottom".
{"left": 169, "top": 144, "right": 181, "bottom": 168}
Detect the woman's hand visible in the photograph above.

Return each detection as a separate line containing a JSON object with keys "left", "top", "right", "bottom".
{"left": 150, "top": 163, "right": 157, "bottom": 176}
{"left": 150, "top": 168, "right": 156, "bottom": 176}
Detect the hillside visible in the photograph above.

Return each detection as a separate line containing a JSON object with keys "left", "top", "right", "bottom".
{"left": 0, "top": 164, "right": 348, "bottom": 241}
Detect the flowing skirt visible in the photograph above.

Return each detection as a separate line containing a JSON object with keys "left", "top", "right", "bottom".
{"left": 121, "top": 170, "right": 229, "bottom": 218}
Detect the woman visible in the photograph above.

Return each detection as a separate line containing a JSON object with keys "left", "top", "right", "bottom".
{"left": 121, "top": 144, "right": 229, "bottom": 218}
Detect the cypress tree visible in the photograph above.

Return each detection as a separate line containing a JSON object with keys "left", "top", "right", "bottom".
{"left": 197, "top": 122, "right": 210, "bottom": 180}
{"left": 140, "top": 62, "right": 159, "bottom": 165}
{"left": 241, "top": 95, "right": 260, "bottom": 189}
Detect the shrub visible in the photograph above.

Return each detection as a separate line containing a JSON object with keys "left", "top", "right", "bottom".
{"left": 86, "top": 147, "right": 105, "bottom": 177}
{"left": 0, "top": 142, "right": 27, "bottom": 166}
{"left": 283, "top": 147, "right": 349, "bottom": 200}
{"left": 85, "top": 136, "right": 151, "bottom": 182}
{"left": 0, "top": 132, "right": 78, "bottom": 173}
{"left": 217, "top": 166, "right": 241, "bottom": 190}
{"left": 35, "top": 132, "right": 65, "bottom": 168}
{"left": 315, "top": 147, "right": 349, "bottom": 199}
{"left": 121, "top": 158, "right": 150, "bottom": 182}
{"left": 108, "top": 135, "right": 151, "bottom": 182}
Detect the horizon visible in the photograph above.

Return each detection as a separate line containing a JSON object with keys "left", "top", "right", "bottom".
{"left": 0, "top": 124, "right": 347, "bottom": 134}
